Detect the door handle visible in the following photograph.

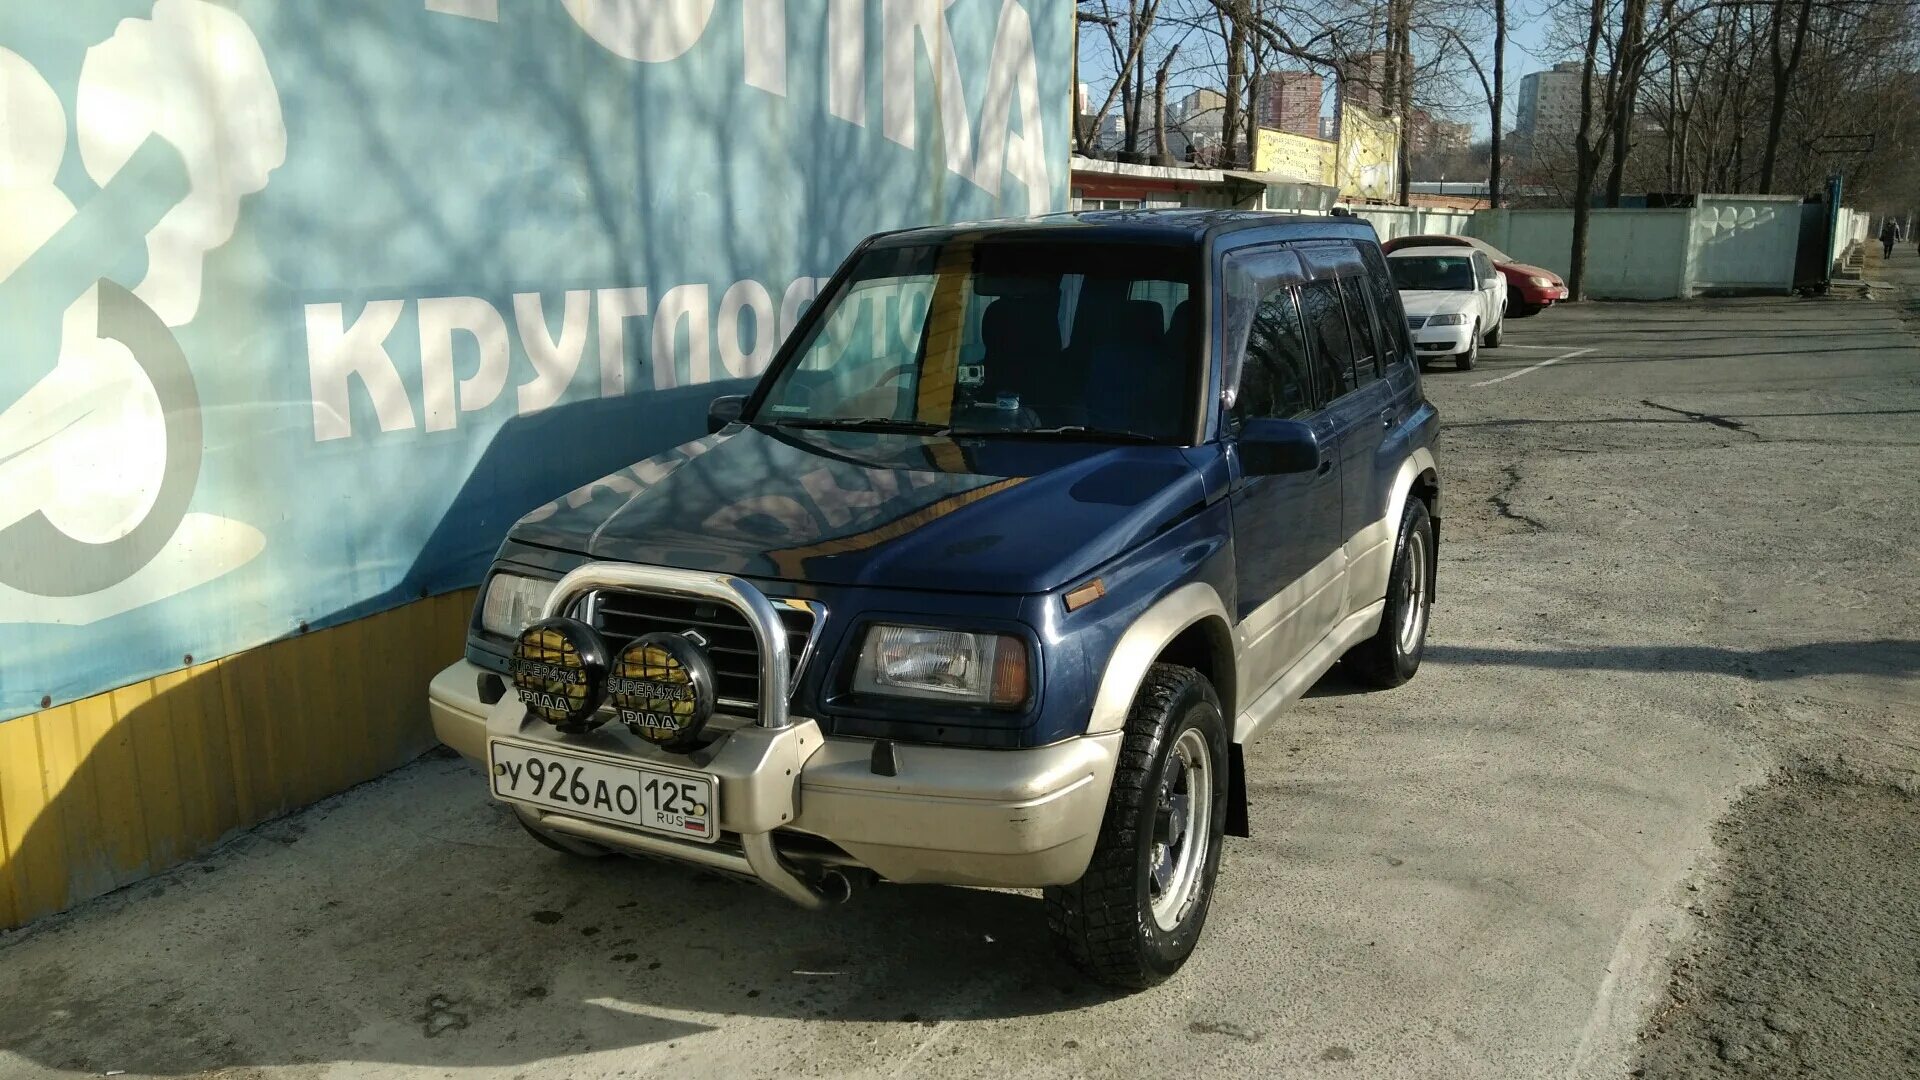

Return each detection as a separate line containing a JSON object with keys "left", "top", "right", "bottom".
{"left": 1380, "top": 409, "right": 1396, "bottom": 430}
{"left": 1317, "top": 458, "right": 1334, "bottom": 475}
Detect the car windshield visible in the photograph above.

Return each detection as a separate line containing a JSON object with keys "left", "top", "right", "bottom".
{"left": 752, "top": 240, "right": 1199, "bottom": 443}
{"left": 1390, "top": 255, "right": 1478, "bottom": 291}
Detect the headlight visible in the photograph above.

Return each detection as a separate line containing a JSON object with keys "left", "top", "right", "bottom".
{"left": 1426, "top": 312, "right": 1468, "bottom": 326}
{"left": 851, "top": 625, "right": 1029, "bottom": 707}
{"left": 1530, "top": 275, "right": 1555, "bottom": 287}
{"left": 480, "top": 573, "right": 557, "bottom": 637}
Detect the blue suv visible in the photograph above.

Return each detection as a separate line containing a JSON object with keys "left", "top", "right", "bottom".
{"left": 428, "top": 210, "right": 1441, "bottom": 988}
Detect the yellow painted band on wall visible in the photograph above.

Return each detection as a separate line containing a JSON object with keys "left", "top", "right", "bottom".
{"left": 0, "top": 589, "right": 476, "bottom": 931}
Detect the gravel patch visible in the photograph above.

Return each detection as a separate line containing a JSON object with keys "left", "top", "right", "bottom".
{"left": 1634, "top": 771, "right": 1920, "bottom": 1078}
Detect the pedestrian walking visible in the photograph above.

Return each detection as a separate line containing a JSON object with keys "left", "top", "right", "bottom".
{"left": 1881, "top": 217, "right": 1899, "bottom": 259}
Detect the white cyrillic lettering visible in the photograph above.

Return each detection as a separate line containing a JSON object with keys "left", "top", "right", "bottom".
{"left": 596, "top": 286, "right": 648, "bottom": 397}
{"left": 866, "top": 284, "right": 895, "bottom": 358}
{"left": 418, "top": 296, "right": 510, "bottom": 431}
{"left": 717, "top": 280, "right": 776, "bottom": 378}
{"left": 306, "top": 300, "right": 412, "bottom": 441}
{"left": 973, "top": 0, "right": 1052, "bottom": 210}
{"left": 650, "top": 283, "right": 711, "bottom": 389}
{"left": 514, "top": 290, "right": 591, "bottom": 414}
{"left": 898, "top": 281, "right": 933, "bottom": 344}
{"left": 882, "top": 0, "right": 973, "bottom": 180}
{"left": 828, "top": 0, "right": 866, "bottom": 124}
{"left": 743, "top": 0, "right": 786, "bottom": 95}
{"left": 779, "top": 276, "right": 822, "bottom": 342}
{"left": 424, "top": 0, "right": 498, "bottom": 21}
{"left": 560, "top": 0, "right": 716, "bottom": 62}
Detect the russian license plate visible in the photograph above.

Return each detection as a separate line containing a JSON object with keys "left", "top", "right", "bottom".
{"left": 488, "top": 741, "right": 717, "bottom": 843}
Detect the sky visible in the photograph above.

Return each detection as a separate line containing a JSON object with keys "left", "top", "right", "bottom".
{"left": 1076, "top": 6, "right": 1567, "bottom": 140}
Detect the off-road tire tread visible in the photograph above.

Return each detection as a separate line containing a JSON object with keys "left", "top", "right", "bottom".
{"left": 1343, "top": 497, "right": 1433, "bottom": 688}
{"left": 1045, "top": 664, "right": 1218, "bottom": 990}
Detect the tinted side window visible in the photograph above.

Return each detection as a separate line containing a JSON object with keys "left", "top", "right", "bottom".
{"left": 1232, "top": 287, "right": 1315, "bottom": 422}
{"left": 1338, "top": 277, "right": 1382, "bottom": 387}
{"left": 1360, "top": 245, "right": 1416, "bottom": 371}
{"left": 1298, "top": 281, "right": 1357, "bottom": 400}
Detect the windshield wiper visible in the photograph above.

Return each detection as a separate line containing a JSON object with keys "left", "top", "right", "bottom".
{"left": 771, "top": 417, "right": 951, "bottom": 435}
{"left": 951, "top": 425, "right": 1163, "bottom": 444}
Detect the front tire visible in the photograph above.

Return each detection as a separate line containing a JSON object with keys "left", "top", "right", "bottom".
{"left": 1456, "top": 332, "right": 1479, "bottom": 371}
{"left": 1483, "top": 318, "right": 1503, "bottom": 347}
{"left": 1046, "top": 664, "right": 1229, "bottom": 990}
{"left": 1342, "top": 496, "right": 1435, "bottom": 688}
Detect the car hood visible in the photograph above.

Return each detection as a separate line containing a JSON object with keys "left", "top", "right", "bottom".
{"left": 506, "top": 424, "right": 1208, "bottom": 595}
{"left": 1399, "top": 290, "right": 1480, "bottom": 316}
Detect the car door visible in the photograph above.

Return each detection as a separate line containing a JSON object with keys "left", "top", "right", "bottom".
{"left": 1296, "top": 267, "right": 1377, "bottom": 610}
{"left": 1222, "top": 247, "right": 1345, "bottom": 693}
{"left": 1328, "top": 268, "right": 1405, "bottom": 615}
{"left": 1345, "top": 243, "right": 1425, "bottom": 607}
{"left": 1473, "top": 251, "right": 1502, "bottom": 327}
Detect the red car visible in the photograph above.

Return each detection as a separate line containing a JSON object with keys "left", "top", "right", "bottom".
{"left": 1382, "top": 234, "right": 1569, "bottom": 316}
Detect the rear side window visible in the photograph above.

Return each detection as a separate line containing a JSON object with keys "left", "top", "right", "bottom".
{"left": 1232, "top": 286, "right": 1316, "bottom": 422}
{"left": 1338, "top": 277, "right": 1382, "bottom": 388}
{"left": 1360, "top": 245, "right": 1416, "bottom": 371}
{"left": 1298, "top": 281, "right": 1357, "bottom": 400}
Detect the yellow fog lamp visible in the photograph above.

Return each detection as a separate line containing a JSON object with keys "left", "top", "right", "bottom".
{"left": 509, "top": 617, "right": 611, "bottom": 732}
{"left": 609, "top": 632, "right": 718, "bottom": 751}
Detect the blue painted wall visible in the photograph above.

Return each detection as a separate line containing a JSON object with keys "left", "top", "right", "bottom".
{"left": 0, "top": 0, "right": 1069, "bottom": 719}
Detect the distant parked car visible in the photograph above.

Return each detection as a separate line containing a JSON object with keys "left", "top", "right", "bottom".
{"left": 1389, "top": 246, "right": 1505, "bottom": 371}
{"left": 1381, "top": 234, "right": 1568, "bottom": 316}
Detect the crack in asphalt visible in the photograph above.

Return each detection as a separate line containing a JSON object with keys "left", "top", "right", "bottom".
{"left": 1640, "top": 400, "right": 1762, "bottom": 438}
{"left": 1490, "top": 464, "right": 1548, "bottom": 531}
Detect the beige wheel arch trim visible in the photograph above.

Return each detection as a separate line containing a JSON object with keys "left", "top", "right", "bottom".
{"left": 1386, "top": 446, "right": 1441, "bottom": 531}
{"left": 1085, "top": 581, "right": 1238, "bottom": 736}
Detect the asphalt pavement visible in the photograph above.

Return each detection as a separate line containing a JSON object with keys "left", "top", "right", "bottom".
{"left": 1, "top": 272, "right": 1916, "bottom": 1080}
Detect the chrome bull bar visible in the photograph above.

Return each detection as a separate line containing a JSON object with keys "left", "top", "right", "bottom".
{"left": 534, "top": 562, "right": 828, "bottom": 908}
{"left": 544, "top": 562, "right": 796, "bottom": 729}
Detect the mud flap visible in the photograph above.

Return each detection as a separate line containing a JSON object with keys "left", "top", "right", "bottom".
{"left": 1226, "top": 741, "right": 1250, "bottom": 838}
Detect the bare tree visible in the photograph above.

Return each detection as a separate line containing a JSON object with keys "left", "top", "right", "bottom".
{"left": 1758, "top": 0, "right": 1814, "bottom": 190}
{"left": 1568, "top": 0, "right": 1609, "bottom": 299}
{"left": 1080, "top": 0, "right": 1167, "bottom": 158}
{"left": 1492, "top": 0, "right": 1506, "bottom": 206}
{"left": 1154, "top": 45, "right": 1182, "bottom": 163}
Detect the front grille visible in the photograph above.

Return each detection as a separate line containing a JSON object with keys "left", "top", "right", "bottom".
{"left": 584, "top": 591, "right": 819, "bottom": 719}
{"left": 1405, "top": 315, "right": 1428, "bottom": 331}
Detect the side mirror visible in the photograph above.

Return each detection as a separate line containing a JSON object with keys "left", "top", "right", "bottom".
{"left": 707, "top": 394, "right": 746, "bottom": 434}
{"left": 1238, "top": 417, "right": 1324, "bottom": 476}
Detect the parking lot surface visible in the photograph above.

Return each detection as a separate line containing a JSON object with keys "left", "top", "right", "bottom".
{"left": 2, "top": 283, "right": 1916, "bottom": 1079}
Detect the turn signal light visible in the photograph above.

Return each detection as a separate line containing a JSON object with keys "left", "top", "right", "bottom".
{"left": 990, "top": 641, "right": 1029, "bottom": 707}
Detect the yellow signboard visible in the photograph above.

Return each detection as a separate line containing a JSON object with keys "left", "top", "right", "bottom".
{"left": 1337, "top": 103, "right": 1400, "bottom": 202}
{"left": 1254, "top": 128, "right": 1337, "bottom": 187}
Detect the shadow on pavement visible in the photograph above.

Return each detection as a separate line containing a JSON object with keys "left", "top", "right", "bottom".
{"left": 1426, "top": 640, "right": 1920, "bottom": 681}
{"left": 0, "top": 770, "right": 1122, "bottom": 1076}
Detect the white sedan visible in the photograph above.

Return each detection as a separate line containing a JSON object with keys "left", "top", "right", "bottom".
{"left": 1388, "top": 245, "right": 1507, "bottom": 371}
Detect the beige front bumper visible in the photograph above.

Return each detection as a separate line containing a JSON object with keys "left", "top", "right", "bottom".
{"left": 429, "top": 660, "right": 1119, "bottom": 889}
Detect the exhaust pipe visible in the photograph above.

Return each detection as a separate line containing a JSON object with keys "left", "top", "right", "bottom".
{"left": 817, "top": 868, "right": 874, "bottom": 904}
